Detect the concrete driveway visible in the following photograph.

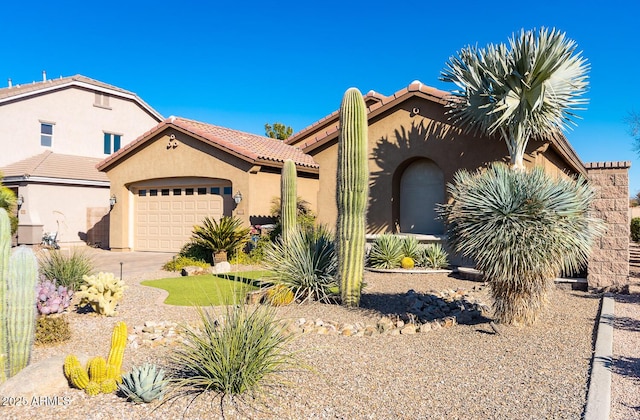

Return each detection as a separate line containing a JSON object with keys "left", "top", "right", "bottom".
{"left": 79, "top": 247, "right": 176, "bottom": 280}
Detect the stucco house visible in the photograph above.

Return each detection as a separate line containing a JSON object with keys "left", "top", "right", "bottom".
{"left": 286, "top": 80, "right": 586, "bottom": 235}
{"left": 0, "top": 73, "right": 163, "bottom": 246}
{"left": 98, "top": 80, "right": 629, "bottom": 289}
{"left": 96, "top": 117, "right": 318, "bottom": 252}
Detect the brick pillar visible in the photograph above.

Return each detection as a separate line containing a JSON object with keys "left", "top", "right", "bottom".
{"left": 585, "top": 161, "right": 631, "bottom": 290}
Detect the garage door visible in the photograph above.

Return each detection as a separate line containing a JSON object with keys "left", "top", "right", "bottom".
{"left": 135, "top": 186, "right": 224, "bottom": 252}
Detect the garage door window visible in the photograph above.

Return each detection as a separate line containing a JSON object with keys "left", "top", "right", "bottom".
{"left": 223, "top": 187, "right": 232, "bottom": 195}
{"left": 185, "top": 188, "right": 194, "bottom": 195}
{"left": 173, "top": 189, "right": 182, "bottom": 195}
{"left": 211, "top": 187, "right": 220, "bottom": 194}
{"left": 138, "top": 190, "right": 147, "bottom": 196}
{"left": 149, "top": 189, "right": 158, "bottom": 196}
{"left": 198, "top": 187, "right": 207, "bottom": 195}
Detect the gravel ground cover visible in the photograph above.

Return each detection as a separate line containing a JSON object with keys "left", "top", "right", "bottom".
{"left": 611, "top": 293, "right": 640, "bottom": 420}
{"left": 2, "top": 268, "right": 600, "bottom": 420}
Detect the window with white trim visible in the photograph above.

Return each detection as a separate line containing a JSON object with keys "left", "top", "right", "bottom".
{"left": 103, "top": 132, "right": 122, "bottom": 154}
{"left": 40, "top": 122, "right": 54, "bottom": 147}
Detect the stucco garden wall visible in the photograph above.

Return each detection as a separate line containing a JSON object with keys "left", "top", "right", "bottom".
{"left": 586, "top": 161, "right": 631, "bottom": 289}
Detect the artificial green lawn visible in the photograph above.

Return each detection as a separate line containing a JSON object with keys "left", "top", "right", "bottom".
{"left": 141, "top": 270, "right": 272, "bottom": 306}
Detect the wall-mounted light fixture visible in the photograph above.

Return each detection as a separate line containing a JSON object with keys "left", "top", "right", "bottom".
{"left": 16, "top": 195, "right": 24, "bottom": 209}
{"left": 109, "top": 194, "right": 117, "bottom": 207}
{"left": 233, "top": 191, "right": 243, "bottom": 204}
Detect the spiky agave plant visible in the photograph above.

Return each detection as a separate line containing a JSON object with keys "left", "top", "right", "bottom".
{"left": 440, "top": 163, "right": 603, "bottom": 325}
{"left": 262, "top": 225, "right": 338, "bottom": 303}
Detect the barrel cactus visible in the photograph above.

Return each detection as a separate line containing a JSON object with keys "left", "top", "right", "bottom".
{"left": 280, "top": 159, "right": 297, "bottom": 245}
{"left": 336, "top": 88, "right": 369, "bottom": 307}
{"left": 118, "top": 363, "right": 167, "bottom": 403}
{"left": 0, "top": 208, "right": 39, "bottom": 382}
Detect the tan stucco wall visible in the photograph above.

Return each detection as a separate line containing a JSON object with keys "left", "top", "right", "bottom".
{"left": 306, "top": 97, "right": 579, "bottom": 233}
{"left": 16, "top": 182, "right": 109, "bottom": 245}
{"left": 247, "top": 170, "right": 318, "bottom": 224}
{"left": 0, "top": 86, "right": 159, "bottom": 166}
{"left": 104, "top": 129, "right": 319, "bottom": 251}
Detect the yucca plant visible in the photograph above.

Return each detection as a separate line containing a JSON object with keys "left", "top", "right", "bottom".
{"left": 417, "top": 244, "right": 449, "bottom": 269}
{"left": 38, "top": 248, "right": 94, "bottom": 291}
{"left": 368, "top": 234, "right": 403, "bottom": 269}
{"left": 262, "top": 225, "right": 337, "bottom": 303}
{"left": 439, "top": 163, "right": 603, "bottom": 325}
{"left": 190, "top": 216, "right": 250, "bottom": 261}
{"left": 401, "top": 236, "right": 420, "bottom": 260}
{"left": 166, "top": 304, "right": 303, "bottom": 413}
{"left": 118, "top": 363, "right": 167, "bottom": 404}
{"left": 441, "top": 27, "right": 588, "bottom": 171}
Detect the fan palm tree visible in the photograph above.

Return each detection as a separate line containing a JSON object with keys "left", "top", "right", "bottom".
{"left": 440, "top": 27, "right": 589, "bottom": 170}
{"left": 439, "top": 29, "right": 602, "bottom": 326}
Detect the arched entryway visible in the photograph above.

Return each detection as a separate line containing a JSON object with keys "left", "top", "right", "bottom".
{"left": 399, "top": 159, "right": 444, "bottom": 234}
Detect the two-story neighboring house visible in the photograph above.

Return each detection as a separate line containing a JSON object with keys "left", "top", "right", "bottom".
{"left": 0, "top": 73, "right": 163, "bottom": 247}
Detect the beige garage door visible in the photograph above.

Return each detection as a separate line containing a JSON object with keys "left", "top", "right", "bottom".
{"left": 135, "top": 186, "right": 224, "bottom": 252}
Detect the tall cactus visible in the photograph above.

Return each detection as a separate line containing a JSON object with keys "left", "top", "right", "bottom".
{"left": 336, "top": 88, "right": 369, "bottom": 307}
{"left": 0, "top": 209, "right": 9, "bottom": 383}
{"left": 7, "top": 247, "right": 38, "bottom": 377}
{"left": 0, "top": 208, "right": 38, "bottom": 382}
{"left": 280, "top": 159, "right": 297, "bottom": 244}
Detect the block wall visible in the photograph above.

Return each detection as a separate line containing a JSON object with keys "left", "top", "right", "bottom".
{"left": 586, "top": 161, "right": 631, "bottom": 289}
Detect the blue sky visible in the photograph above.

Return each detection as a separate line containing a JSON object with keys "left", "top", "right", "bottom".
{"left": 3, "top": 0, "right": 639, "bottom": 194}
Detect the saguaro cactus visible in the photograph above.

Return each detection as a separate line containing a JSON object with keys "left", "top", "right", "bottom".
{"left": 0, "top": 209, "right": 9, "bottom": 383}
{"left": 0, "top": 208, "right": 38, "bottom": 382}
{"left": 336, "top": 88, "right": 369, "bottom": 307}
{"left": 280, "top": 159, "right": 297, "bottom": 244}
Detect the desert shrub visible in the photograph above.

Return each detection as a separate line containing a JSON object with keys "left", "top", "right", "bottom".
{"left": 401, "top": 236, "right": 420, "bottom": 260}
{"left": 167, "top": 304, "right": 302, "bottom": 413}
{"left": 440, "top": 163, "right": 604, "bottom": 325}
{"left": 269, "top": 196, "right": 316, "bottom": 239}
{"left": 631, "top": 218, "right": 640, "bottom": 242}
{"left": 36, "top": 278, "right": 73, "bottom": 315}
{"left": 38, "top": 248, "right": 94, "bottom": 291}
{"left": 179, "top": 241, "right": 213, "bottom": 265}
{"left": 262, "top": 225, "right": 338, "bottom": 303}
{"left": 417, "top": 244, "right": 449, "bottom": 269}
{"left": 368, "top": 234, "right": 403, "bottom": 269}
{"left": 163, "top": 256, "right": 209, "bottom": 272}
{"left": 35, "top": 316, "right": 71, "bottom": 345}
{"left": 189, "top": 216, "right": 250, "bottom": 260}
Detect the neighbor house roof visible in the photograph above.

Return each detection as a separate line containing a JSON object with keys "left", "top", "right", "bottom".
{"left": 286, "top": 80, "right": 586, "bottom": 176}
{"left": 1, "top": 151, "right": 109, "bottom": 185}
{"left": 0, "top": 74, "right": 163, "bottom": 121}
{"left": 97, "top": 116, "right": 319, "bottom": 173}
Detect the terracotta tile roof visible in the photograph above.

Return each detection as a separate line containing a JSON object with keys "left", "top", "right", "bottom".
{"left": 1, "top": 151, "right": 109, "bottom": 183}
{"left": 97, "top": 117, "right": 318, "bottom": 172}
{"left": 0, "top": 74, "right": 162, "bottom": 120}
{"left": 286, "top": 80, "right": 450, "bottom": 151}
{"left": 285, "top": 80, "right": 587, "bottom": 176}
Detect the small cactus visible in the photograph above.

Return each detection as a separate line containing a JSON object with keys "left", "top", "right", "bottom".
{"left": 36, "top": 278, "right": 73, "bottom": 315}
{"left": 76, "top": 272, "right": 126, "bottom": 316}
{"left": 118, "top": 363, "right": 167, "bottom": 404}
{"left": 266, "top": 285, "right": 294, "bottom": 306}
{"left": 63, "top": 322, "right": 127, "bottom": 395}
{"left": 401, "top": 257, "right": 415, "bottom": 269}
